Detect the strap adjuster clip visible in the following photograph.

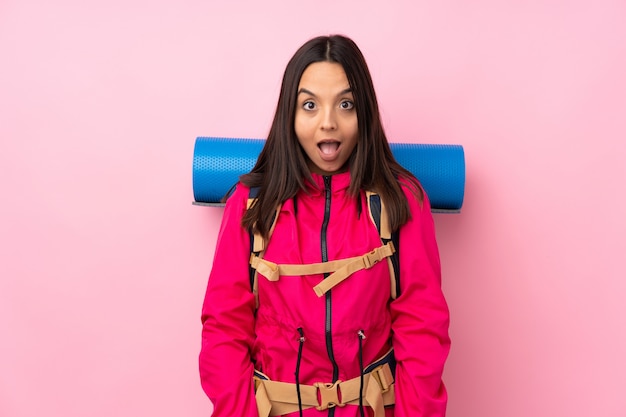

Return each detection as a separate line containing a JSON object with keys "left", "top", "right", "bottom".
{"left": 363, "top": 250, "right": 380, "bottom": 269}
{"left": 371, "top": 364, "right": 394, "bottom": 394}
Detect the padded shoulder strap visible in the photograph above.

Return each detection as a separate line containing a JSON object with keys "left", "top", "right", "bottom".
{"left": 247, "top": 187, "right": 281, "bottom": 301}
{"left": 366, "top": 191, "right": 401, "bottom": 299}
{"left": 248, "top": 189, "right": 400, "bottom": 301}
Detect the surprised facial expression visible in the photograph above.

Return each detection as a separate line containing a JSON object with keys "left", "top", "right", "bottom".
{"left": 295, "top": 62, "right": 358, "bottom": 176}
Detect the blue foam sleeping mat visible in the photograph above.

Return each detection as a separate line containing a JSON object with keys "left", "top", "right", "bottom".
{"left": 192, "top": 137, "right": 465, "bottom": 213}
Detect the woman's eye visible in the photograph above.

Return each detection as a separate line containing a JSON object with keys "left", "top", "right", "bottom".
{"left": 303, "top": 101, "right": 316, "bottom": 110}
{"left": 340, "top": 100, "right": 354, "bottom": 110}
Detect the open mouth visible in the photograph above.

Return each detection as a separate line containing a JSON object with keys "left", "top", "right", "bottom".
{"left": 318, "top": 141, "right": 340, "bottom": 155}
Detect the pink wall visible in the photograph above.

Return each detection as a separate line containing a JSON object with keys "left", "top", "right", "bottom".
{"left": 1, "top": 1, "right": 625, "bottom": 416}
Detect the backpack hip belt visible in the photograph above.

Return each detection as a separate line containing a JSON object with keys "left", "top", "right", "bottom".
{"left": 253, "top": 349, "right": 396, "bottom": 417}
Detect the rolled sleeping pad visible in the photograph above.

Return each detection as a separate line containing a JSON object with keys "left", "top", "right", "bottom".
{"left": 193, "top": 137, "right": 465, "bottom": 213}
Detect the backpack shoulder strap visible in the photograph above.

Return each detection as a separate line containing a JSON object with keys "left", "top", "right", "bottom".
{"left": 248, "top": 188, "right": 400, "bottom": 302}
{"left": 247, "top": 187, "right": 281, "bottom": 306}
{"left": 366, "top": 191, "right": 401, "bottom": 299}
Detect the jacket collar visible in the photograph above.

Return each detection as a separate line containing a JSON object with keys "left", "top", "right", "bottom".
{"left": 306, "top": 171, "right": 352, "bottom": 195}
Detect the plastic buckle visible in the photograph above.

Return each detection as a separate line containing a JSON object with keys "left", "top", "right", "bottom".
{"left": 314, "top": 380, "right": 345, "bottom": 410}
{"left": 363, "top": 250, "right": 380, "bottom": 269}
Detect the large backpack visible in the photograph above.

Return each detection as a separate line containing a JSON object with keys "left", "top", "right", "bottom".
{"left": 247, "top": 190, "right": 401, "bottom": 306}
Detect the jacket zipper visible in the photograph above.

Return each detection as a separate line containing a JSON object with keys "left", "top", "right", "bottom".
{"left": 322, "top": 176, "right": 339, "bottom": 401}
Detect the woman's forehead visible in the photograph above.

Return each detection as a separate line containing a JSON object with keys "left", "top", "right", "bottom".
{"left": 297, "top": 62, "right": 351, "bottom": 94}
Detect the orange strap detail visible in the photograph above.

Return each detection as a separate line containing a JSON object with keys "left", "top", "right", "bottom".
{"left": 253, "top": 362, "right": 395, "bottom": 417}
{"left": 248, "top": 191, "right": 399, "bottom": 300}
{"left": 249, "top": 242, "right": 395, "bottom": 297}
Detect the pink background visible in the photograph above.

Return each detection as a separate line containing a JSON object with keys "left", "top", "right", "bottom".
{"left": 1, "top": 1, "right": 625, "bottom": 416}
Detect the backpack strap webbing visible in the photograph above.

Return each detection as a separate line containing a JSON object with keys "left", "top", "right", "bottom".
{"left": 253, "top": 348, "right": 396, "bottom": 417}
{"left": 366, "top": 191, "right": 401, "bottom": 299}
{"left": 247, "top": 187, "right": 281, "bottom": 308}
{"left": 250, "top": 241, "right": 395, "bottom": 297}
{"left": 247, "top": 189, "right": 401, "bottom": 304}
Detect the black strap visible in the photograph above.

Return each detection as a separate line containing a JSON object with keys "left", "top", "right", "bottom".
{"left": 389, "top": 230, "right": 400, "bottom": 298}
{"left": 368, "top": 194, "right": 401, "bottom": 298}
{"left": 248, "top": 187, "right": 261, "bottom": 292}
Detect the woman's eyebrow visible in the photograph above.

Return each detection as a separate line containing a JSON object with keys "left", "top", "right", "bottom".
{"left": 297, "top": 87, "right": 353, "bottom": 97}
{"left": 297, "top": 88, "right": 316, "bottom": 97}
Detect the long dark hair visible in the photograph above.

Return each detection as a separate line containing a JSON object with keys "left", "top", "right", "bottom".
{"left": 240, "top": 34, "right": 422, "bottom": 239}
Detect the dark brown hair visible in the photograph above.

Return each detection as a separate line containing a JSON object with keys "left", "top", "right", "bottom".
{"left": 239, "top": 34, "right": 422, "bottom": 239}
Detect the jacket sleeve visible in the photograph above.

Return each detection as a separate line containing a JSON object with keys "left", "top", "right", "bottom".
{"left": 390, "top": 187, "right": 451, "bottom": 417}
{"left": 199, "top": 184, "right": 259, "bottom": 417}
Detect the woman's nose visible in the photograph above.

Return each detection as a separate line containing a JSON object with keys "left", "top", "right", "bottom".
{"left": 320, "top": 108, "right": 337, "bottom": 130}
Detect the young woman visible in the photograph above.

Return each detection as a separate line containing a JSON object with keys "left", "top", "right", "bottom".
{"left": 199, "top": 35, "right": 450, "bottom": 417}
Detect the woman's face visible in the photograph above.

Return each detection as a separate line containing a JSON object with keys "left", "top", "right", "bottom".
{"left": 294, "top": 62, "right": 358, "bottom": 176}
